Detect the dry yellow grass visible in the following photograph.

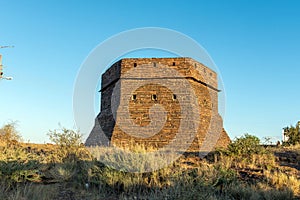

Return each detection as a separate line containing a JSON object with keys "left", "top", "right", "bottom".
{"left": 0, "top": 137, "right": 299, "bottom": 199}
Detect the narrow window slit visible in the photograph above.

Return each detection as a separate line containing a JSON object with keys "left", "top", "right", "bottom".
{"left": 152, "top": 94, "right": 157, "bottom": 101}
{"left": 132, "top": 94, "right": 137, "bottom": 100}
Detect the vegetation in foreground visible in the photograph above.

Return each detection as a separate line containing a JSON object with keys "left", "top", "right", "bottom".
{"left": 0, "top": 123, "right": 299, "bottom": 200}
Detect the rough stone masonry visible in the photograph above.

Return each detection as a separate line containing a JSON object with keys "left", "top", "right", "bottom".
{"left": 86, "top": 57, "right": 230, "bottom": 153}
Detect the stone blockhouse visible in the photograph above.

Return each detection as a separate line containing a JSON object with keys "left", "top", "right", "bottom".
{"left": 86, "top": 57, "right": 230, "bottom": 152}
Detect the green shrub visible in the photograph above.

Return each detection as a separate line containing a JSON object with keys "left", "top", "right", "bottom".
{"left": 46, "top": 126, "right": 93, "bottom": 186}
{"left": 283, "top": 123, "right": 300, "bottom": 146}
{"left": 47, "top": 126, "right": 90, "bottom": 161}
{"left": 47, "top": 126, "right": 82, "bottom": 149}
{"left": 227, "top": 134, "right": 264, "bottom": 157}
{"left": 0, "top": 122, "right": 22, "bottom": 143}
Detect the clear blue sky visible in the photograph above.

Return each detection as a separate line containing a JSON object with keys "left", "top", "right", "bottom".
{"left": 0, "top": 0, "right": 299, "bottom": 143}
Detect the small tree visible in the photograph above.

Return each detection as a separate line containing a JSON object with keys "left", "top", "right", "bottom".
{"left": 48, "top": 126, "right": 82, "bottom": 148}
{"left": 0, "top": 122, "right": 22, "bottom": 143}
{"left": 228, "top": 134, "right": 264, "bottom": 156}
{"left": 283, "top": 123, "right": 300, "bottom": 146}
{"left": 47, "top": 126, "right": 92, "bottom": 185}
{"left": 47, "top": 126, "right": 84, "bottom": 161}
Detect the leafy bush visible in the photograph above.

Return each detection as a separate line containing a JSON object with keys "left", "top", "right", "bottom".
{"left": 227, "top": 134, "right": 264, "bottom": 157}
{"left": 46, "top": 126, "right": 92, "bottom": 186}
{"left": 283, "top": 123, "right": 300, "bottom": 146}
{"left": 47, "top": 126, "right": 90, "bottom": 161}
{"left": 47, "top": 126, "right": 82, "bottom": 149}
{"left": 0, "top": 122, "right": 22, "bottom": 143}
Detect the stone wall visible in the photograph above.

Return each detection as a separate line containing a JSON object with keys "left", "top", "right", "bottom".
{"left": 85, "top": 57, "right": 230, "bottom": 152}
